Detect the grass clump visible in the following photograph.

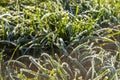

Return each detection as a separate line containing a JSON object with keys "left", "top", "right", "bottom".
{"left": 0, "top": 0, "right": 120, "bottom": 80}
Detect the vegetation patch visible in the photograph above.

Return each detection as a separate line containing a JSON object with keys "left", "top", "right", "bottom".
{"left": 0, "top": 0, "right": 120, "bottom": 80}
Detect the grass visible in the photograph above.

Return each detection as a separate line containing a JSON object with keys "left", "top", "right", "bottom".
{"left": 0, "top": 0, "right": 120, "bottom": 80}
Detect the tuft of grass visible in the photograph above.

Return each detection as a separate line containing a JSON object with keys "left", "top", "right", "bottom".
{"left": 0, "top": 0, "right": 120, "bottom": 80}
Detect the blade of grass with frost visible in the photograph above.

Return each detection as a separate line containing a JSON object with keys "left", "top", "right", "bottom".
{"left": 56, "top": 38, "right": 68, "bottom": 56}
{"left": 16, "top": 55, "right": 33, "bottom": 61}
{"left": 38, "top": 53, "right": 67, "bottom": 79}
{"left": 6, "top": 60, "right": 27, "bottom": 68}
{"left": 68, "top": 56, "right": 87, "bottom": 74}
{"left": 1, "top": 21, "right": 6, "bottom": 40}
{"left": 101, "top": 66, "right": 117, "bottom": 80}
{"left": 70, "top": 41, "right": 88, "bottom": 55}
{"left": 6, "top": 66, "right": 15, "bottom": 80}
{"left": 62, "top": 62, "right": 74, "bottom": 77}
{"left": 0, "top": 47, "right": 5, "bottom": 80}
{"left": 41, "top": 53, "right": 67, "bottom": 79}
{"left": 117, "top": 69, "right": 120, "bottom": 75}
{"left": 41, "top": 53, "right": 58, "bottom": 68}
{"left": 19, "top": 37, "right": 40, "bottom": 50}
{"left": 60, "top": 65, "right": 69, "bottom": 79}
{"left": 40, "top": 32, "right": 54, "bottom": 44}
{"left": 9, "top": 44, "right": 20, "bottom": 63}
{"left": 41, "top": 53, "right": 51, "bottom": 59}
{"left": 93, "top": 69, "right": 111, "bottom": 80}
{"left": 85, "top": 67, "right": 92, "bottom": 80}
{"left": 23, "top": 43, "right": 41, "bottom": 54}
{"left": 29, "top": 56, "right": 50, "bottom": 73}
{"left": 96, "top": 28, "right": 118, "bottom": 32}
{"left": 107, "top": 31, "right": 120, "bottom": 38}
{"left": 41, "top": 13, "right": 53, "bottom": 20}
{"left": 91, "top": 57, "right": 96, "bottom": 80}
{"left": 56, "top": 67, "right": 67, "bottom": 80}
{"left": 101, "top": 37, "right": 115, "bottom": 43}
{"left": 0, "top": 40, "right": 17, "bottom": 46}
{"left": 0, "top": 13, "right": 12, "bottom": 19}
{"left": 81, "top": 55, "right": 102, "bottom": 64}
{"left": 75, "top": 30, "right": 90, "bottom": 38}
{"left": 59, "top": 38, "right": 69, "bottom": 56}
{"left": 20, "top": 68, "right": 37, "bottom": 76}
{"left": 54, "top": 54, "right": 63, "bottom": 64}
{"left": 108, "top": 56, "right": 119, "bottom": 80}
{"left": 114, "top": 73, "right": 119, "bottom": 80}
{"left": 38, "top": 73, "right": 50, "bottom": 80}
{"left": 0, "top": 46, "right": 5, "bottom": 61}
{"left": 47, "top": 54, "right": 60, "bottom": 68}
